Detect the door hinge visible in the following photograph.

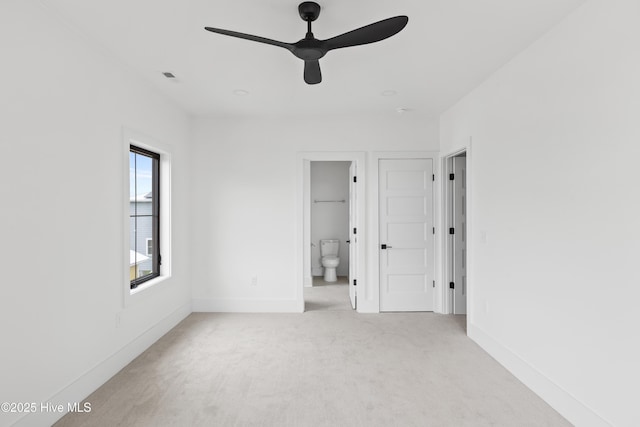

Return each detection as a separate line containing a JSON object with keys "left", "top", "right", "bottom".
{"left": 353, "top": 227, "right": 357, "bottom": 235}
{"left": 432, "top": 227, "right": 435, "bottom": 234}
{"left": 159, "top": 254, "right": 162, "bottom": 265}
{"left": 449, "top": 173, "right": 455, "bottom": 180}
{"left": 353, "top": 176, "right": 357, "bottom": 183}
{"left": 353, "top": 279, "right": 357, "bottom": 287}
{"left": 432, "top": 174, "right": 435, "bottom": 181}
{"left": 449, "top": 282, "right": 455, "bottom": 289}
{"left": 449, "top": 227, "right": 455, "bottom": 235}
{"left": 432, "top": 280, "right": 435, "bottom": 288}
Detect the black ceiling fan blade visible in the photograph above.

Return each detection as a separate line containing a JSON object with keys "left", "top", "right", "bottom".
{"left": 323, "top": 16, "right": 408, "bottom": 51}
{"left": 204, "top": 27, "right": 293, "bottom": 51}
{"left": 304, "top": 59, "right": 322, "bottom": 85}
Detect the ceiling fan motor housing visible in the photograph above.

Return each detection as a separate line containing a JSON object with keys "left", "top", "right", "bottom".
{"left": 293, "top": 40, "right": 326, "bottom": 60}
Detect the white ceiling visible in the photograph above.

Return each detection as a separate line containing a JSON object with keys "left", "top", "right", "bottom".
{"left": 41, "top": 0, "right": 584, "bottom": 119}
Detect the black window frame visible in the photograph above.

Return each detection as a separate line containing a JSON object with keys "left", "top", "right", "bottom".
{"left": 130, "top": 145, "right": 160, "bottom": 289}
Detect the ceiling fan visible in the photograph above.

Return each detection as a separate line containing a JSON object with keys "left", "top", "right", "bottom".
{"left": 204, "top": 2, "right": 408, "bottom": 85}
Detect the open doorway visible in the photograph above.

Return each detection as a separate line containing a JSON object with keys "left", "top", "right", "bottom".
{"left": 304, "top": 161, "right": 354, "bottom": 311}
{"left": 444, "top": 151, "right": 467, "bottom": 315}
{"left": 298, "top": 152, "right": 364, "bottom": 313}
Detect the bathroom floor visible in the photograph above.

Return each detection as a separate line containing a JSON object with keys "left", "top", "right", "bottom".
{"left": 304, "top": 276, "right": 352, "bottom": 311}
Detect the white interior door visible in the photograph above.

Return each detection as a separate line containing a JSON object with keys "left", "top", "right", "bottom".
{"left": 452, "top": 156, "right": 467, "bottom": 314}
{"left": 348, "top": 162, "right": 357, "bottom": 309}
{"left": 379, "top": 159, "right": 434, "bottom": 312}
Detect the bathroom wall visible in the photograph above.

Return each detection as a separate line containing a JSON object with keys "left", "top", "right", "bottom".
{"left": 310, "top": 161, "right": 351, "bottom": 278}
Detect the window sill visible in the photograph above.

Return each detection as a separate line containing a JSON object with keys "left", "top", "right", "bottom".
{"left": 130, "top": 275, "right": 171, "bottom": 296}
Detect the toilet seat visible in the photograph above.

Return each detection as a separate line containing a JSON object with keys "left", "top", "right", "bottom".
{"left": 322, "top": 256, "right": 340, "bottom": 269}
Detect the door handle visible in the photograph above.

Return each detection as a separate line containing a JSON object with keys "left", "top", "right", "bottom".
{"left": 346, "top": 240, "right": 351, "bottom": 243}
{"left": 381, "top": 244, "right": 393, "bottom": 249}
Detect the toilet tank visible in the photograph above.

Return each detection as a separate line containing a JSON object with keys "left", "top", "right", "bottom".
{"left": 320, "top": 239, "right": 339, "bottom": 257}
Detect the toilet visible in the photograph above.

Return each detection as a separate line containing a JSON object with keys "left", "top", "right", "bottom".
{"left": 320, "top": 239, "right": 340, "bottom": 282}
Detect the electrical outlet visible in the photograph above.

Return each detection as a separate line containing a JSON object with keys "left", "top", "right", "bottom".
{"left": 251, "top": 276, "right": 258, "bottom": 286}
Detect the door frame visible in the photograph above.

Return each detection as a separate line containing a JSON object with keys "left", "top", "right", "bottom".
{"left": 370, "top": 151, "right": 440, "bottom": 313}
{"left": 348, "top": 161, "right": 358, "bottom": 309}
{"left": 441, "top": 146, "right": 472, "bottom": 321}
{"left": 296, "top": 152, "right": 366, "bottom": 313}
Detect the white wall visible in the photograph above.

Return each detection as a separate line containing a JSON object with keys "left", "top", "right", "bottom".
{"left": 191, "top": 114, "right": 438, "bottom": 312}
{"left": 440, "top": 1, "right": 639, "bottom": 426}
{"left": 311, "top": 162, "right": 350, "bottom": 277}
{"left": 0, "top": 1, "right": 191, "bottom": 426}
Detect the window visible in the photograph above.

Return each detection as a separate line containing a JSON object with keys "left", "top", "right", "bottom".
{"left": 146, "top": 238, "right": 153, "bottom": 256}
{"left": 129, "top": 145, "right": 160, "bottom": 288}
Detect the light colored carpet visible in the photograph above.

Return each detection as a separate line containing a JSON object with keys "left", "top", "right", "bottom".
{"left": 55, "top": 284, "right": 570, "bottom": 427}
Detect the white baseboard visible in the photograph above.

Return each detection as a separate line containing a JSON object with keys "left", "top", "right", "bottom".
{"left": 356, "top": 307, "right": 379, "bottom": 314}
{"left": 13, "top": 303, "right": 191, "bottom": 427}
{"left": 468, "top": 323, "right": 613, "bottom": 427}
{"left": 192, "top": 298, "right": 302, "bottom": 313}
